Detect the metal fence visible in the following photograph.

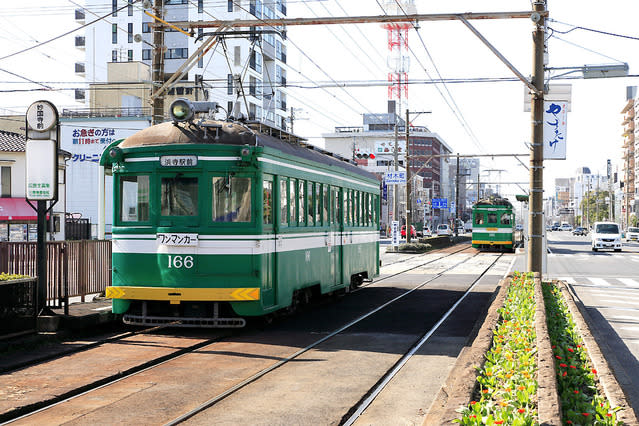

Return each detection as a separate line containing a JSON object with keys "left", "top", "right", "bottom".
{"left": 0, "top": 240, "right": 111, "bottom": 307}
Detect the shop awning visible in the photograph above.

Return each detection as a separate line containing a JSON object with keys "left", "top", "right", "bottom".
{"left": 0, "top": 198, "right": 40, "bottom": 221}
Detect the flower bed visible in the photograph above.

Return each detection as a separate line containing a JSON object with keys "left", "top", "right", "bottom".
{"left": 543, "top": 281, "right": 622, "bottom": 425}
{"left": 456, "top": 271, "right": 538, "bottom": 425}
{"left": 0, "top": 273, "right": 29, "bottom": 281}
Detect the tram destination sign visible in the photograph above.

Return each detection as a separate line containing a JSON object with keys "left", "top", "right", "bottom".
{"left": 160, "top": 155, "right": 198, "bottom": 167}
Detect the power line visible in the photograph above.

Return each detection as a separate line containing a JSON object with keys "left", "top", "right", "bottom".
{"left": 548, "top": 19, "right": 639, "bottom": 42}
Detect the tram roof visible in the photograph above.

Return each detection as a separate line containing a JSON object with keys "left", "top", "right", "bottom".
{"left": 473, "top": 196, "right": 513, "bottom": 208}
{"left": 112, "top": 120, "right": 378, "bottom": 183}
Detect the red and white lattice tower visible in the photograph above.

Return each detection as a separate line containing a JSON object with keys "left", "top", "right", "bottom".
{"left": 382, "top": 0, "right": 416, "bottom": 115}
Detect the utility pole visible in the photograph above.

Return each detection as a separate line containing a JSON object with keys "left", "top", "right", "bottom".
{"left": 393, "top": 111, "right": 399, "bottom": 250}
{"left": 527, "top": 0, "right": 546, "bottom": 275}
{"left": 405, "top": 108, "right": 412, "bottom": 243}
{"left": 455, "top": 153, "right": 460, "bottom": 235}
{"left": 151, "top": 0, "right": 165, "bottom": 124}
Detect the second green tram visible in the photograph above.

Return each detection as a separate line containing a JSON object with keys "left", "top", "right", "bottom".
{"left": 471, "top": 196, "right": 515, "bottom": 251}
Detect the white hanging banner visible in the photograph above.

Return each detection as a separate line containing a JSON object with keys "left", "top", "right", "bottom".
{"left": 543, "top": 101, "right": 567, "bottom": 160}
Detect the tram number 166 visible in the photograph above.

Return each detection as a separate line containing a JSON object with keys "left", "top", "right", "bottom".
{"left": 167, "top": 255, "right": 194, "bottom": 269}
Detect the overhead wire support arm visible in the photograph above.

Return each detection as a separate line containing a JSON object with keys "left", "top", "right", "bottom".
{"left": 457, "top": 16, "right": 542, "bottom": 96}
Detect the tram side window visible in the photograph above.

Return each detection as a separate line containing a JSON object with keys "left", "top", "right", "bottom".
{"left": 500, "top": 213, "right": 511, "bottom": 225}
{"left": 307, "top": 181, "right": 313, "bottom": 226}
{"left": 161, "top": 176, "right": 197, "bottom": 216}
{"left": 263, "top": 179, "right": 273, "bottom": 225}
{"left": 120, "top": 175, "right": 149, "bottom": 222}
{"left": 289, "top": 179, "right": 296, "bottom": 224}
{"left": 211, "top": 176, "right": 252, "bottom": 222}
{"left": 475, "top": 213, "right": 484, "bottom": 225}
{"left": 332, "top": 187, "right": 340, "bottom": 224}
{"left": 298, "top": 180, "right": 305, "bottom": 225}
{"left": 280, "top": 178, "right": 287, "bottom": 225}
{"left": 487, "top": 212, "right": 497, "bottom": 224}
{"left": 322, "top": 185, "right": 329, "bottom": 224}
{"left": 315, "top": 184, "right": 321, "bottom": 225}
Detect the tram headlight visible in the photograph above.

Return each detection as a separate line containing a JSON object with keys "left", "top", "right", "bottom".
{"left": 109, "top": 147, "right": 123, "bottom": 163}
{"left": 169, "top": 98, "right": 220, "bottom": 123}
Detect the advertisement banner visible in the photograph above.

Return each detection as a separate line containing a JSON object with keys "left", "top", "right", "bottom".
{"left": 543, "top": 101, "right": 567, "bottom": 160}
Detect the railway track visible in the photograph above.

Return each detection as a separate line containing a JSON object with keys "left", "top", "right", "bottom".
{"left": 1, "top": 246, "right": 510, "bottom": 425}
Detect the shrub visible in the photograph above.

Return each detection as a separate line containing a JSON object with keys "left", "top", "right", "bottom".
{"left": 0, "top": 273, "right": 29, "bottom": 281}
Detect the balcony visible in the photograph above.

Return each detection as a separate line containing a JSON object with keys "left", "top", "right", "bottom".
{"left": 74, "top": 62, "right": 85, "bottom": 75}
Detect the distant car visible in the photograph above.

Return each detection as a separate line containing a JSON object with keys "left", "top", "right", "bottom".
{"left": 464, "top": 221, "right": 473, "bottom": 233}
{"left": 515, "top": 224, "right": 524, "bottom": 231}
{"left": 560, "top": 223, "right": 573, "bottom": 232}
{"left": 545, "top": 225, "right": 552, "bottom": 231}
{"left": 572, "top": 227, "right": 587, "bottom": 236}
{"left": 422, "top": 227, "right": 432, "bottom": 237}
{"left": 401, "top": 225, "right": 416, "bottom": 238}
{"left": 626, "top": 226, "right": 639, "bottom": 241}
{"left": 436, "top": 224, "right": 452, "bottom": 236}
{"left": 552, "top": 224, "right": 560, "bottom": 231}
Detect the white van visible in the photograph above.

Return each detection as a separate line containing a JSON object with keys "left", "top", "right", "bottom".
{"left": 591, "top": 221, "right": 622, "bottom": 252}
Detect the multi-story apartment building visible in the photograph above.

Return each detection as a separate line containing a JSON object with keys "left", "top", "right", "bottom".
{"left": 621, "top": 87, "right": 636, "bottom": 227}
{"left": 75, "top": 0, "right": 289, "bottom": 129}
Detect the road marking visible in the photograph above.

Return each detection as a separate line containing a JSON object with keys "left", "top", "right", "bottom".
{"left": 619, "top": 278, "right": 639, "bottom": 287}
{"left": 600, "top": 297, "right": 639, "bottom": 304}
{"left": 609, "top": 315, "right": 639, "bottom": 321}
{"left": 620, "top": 326, "right": 639, "bottom": 332}
{"left": 558, "top": 277, "right": 576, "bottom": 285}
{"left": 631, "top": 257, "right": 639, "bottom": 263}
{"left": 588, "top": 277, "right": 611, "bottom": 286}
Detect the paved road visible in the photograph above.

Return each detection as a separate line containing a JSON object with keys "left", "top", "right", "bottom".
{"left": 516, "top": 230, "right": 639, "bottom": 418}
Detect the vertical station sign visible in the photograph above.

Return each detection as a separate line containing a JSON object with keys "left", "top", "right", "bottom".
{"left": 26, "top": 101, "right": 59, "bottom": 200}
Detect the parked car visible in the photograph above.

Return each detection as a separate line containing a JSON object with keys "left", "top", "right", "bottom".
{"left": 560, "top": 223, "right": 573, "bottom": 232}
{"left": 422, "top": 226, "right": 432, "bottom": 237}
{"left": 436, "top": 224, "right": 452, "bottom": 236}
{"left": 591, "top": 221, "right": 622, "bottom": 252}
{"left": 572, "top": 226, "right": 587, "bottom": 236}
{"left": 401, "top": 225, "right": 416, "bottom": 238}
{"left": 515, "top": 224, "right": 524, "bottom": 231}
{"left": 626, "top": 227, "right": 639, "bottom": 241}
{"left": 552, "top": 224, "right": 560, "bottom": 231}
{"left": 545, "top": 225, "right": 552, "bottom": 231}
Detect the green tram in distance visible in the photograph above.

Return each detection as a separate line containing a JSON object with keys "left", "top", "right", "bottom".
{"left": 471, "top": 196, "right": 515, "bottom": 252}
{"left": 103, "top": 99, "right": 380, "bottom": 327}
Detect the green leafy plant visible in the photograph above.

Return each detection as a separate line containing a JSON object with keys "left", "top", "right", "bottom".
{"left": 543, "top": 282, "right": 622, "bottom": 425}
{"left": 456, "top": 271, "right": 538, "bottom": 425}
{"left": 0, "top": 273, "right": 29, "bottom": 281}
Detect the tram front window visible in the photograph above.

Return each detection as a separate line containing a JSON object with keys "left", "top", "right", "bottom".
{"left": 212, "top": 176, "right": 252, "bottom": 222}
{"left": 120, "top": 175, "right": 149, "bottom": 222}
{"left": 161, "top": 176, "right": 198, "bottom": 216}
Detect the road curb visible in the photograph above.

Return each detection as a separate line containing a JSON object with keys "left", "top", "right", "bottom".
{"left": 557, "top": 280, "right": 639, "bottom": 425}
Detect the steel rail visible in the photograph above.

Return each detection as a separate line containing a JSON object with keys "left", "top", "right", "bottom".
{"left": 342, "top": 252, "right": 507, "bottom": 425}
{"left": 164, "top": 249, "right": 493, "bottom": 425}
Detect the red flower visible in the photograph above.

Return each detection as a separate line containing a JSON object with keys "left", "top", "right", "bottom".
{"left": 570, "top": 365, "right": 577, "bottom": 369}
{"left": 518, "top": 408, "right": 525, "bottom": 413}
{"left": 551, "top": 345, "right": 556, "bottom": 349}
{"left": 482, "top": 389, "right": 489, "bottom": 394}
{"left": 559, "top": 363, "right": 567, "bottom": 368}
{"left": 566, "top": 422, "right": 573, "bottom": 425}
{"left": 582, "top": 413, "right": 590, "bottom": 417}
{"left": 606, "top": 413, "right": 612, "bottom": 417}
{"left": 592, "top": 369, "right": 597, "bottom": 374}
{"left": 562, "top": 372, "right": 567, "bottom": 377}
{"left": 574, "top": 390, "right": 579, "bottom": 394}
{"left": 577, "top": 345, "right": 581, "bottom": 348}
{"left": 567, "top": 347, "right": 574, "bottom": 353}
{"left": 556, "top": 355, "right": 562, "bottom": 360}
{"left": 470, "top": 415, "right": 477, "bottom": 418}
{"left": 470, "top": 401, "right": 476, "bottom": 405}
{"left": 495, "top": 421, "right": 504, "bottom": 425}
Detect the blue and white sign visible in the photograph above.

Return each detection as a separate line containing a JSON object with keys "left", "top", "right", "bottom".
{"left": 385, "top": 171, "right": 406, "bottom": 185}
{"left": 432, "top": 198, "right": 448, "bottom": 209}
{"left": 391, "top": 220, "right": 400, "bottom": 246}
{"left": 543, "top": 101, "right": 567, "bottom": 160}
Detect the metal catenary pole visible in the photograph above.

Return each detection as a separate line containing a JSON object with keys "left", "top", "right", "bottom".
{"left": 405, "top": 108, "right": 412, "bottom": 243}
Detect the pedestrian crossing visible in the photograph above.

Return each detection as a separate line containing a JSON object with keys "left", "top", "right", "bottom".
{"left": 548, "top": 253, "right": 639, "bottom": 262}
{"left": 555, "top": 276, "right": 639, "bottom": 289}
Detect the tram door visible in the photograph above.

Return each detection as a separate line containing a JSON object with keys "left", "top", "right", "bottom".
{"left": 261, "top": 176, "right": 275, "bottom": 308}
{"left": 330, "top": 186, "right": 343, "bottom": 287}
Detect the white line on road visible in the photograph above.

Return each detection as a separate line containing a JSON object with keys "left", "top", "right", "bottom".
{"left": 588, "top": 277, "right": 611, "bottom": 286}
{"left": 609, "top": 315, "right": 639, "bottom": 321}
{"left": 619, "top": 278, "right": 639, "bottom": 287}
{"left": 558, "top": 277, "right": 577, "bottom": 285}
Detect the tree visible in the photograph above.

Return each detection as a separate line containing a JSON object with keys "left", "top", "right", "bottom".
{"left": 580, "top": 190, "right": 612, "bottom": 224}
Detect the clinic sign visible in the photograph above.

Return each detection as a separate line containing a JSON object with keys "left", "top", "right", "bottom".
{"left": 26, "top": 100, "right": 59, "bottom": 201}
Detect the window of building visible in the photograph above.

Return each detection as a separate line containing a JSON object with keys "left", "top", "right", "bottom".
{"left": 164, "top": 48, "right": 188, "bottom": 59}
{"left": 128, "top": 0, "right": 133, "bottom": 15}
{"left": 198, "top": 0, "right": 203, "bottom": 13}
{"left": 234, "top": 46, "right": 241, "bottom": 66}
{"left": 127, "top": 23, "right": 133, "bottom": 43}
{"left": 227, "top": 74, "right": 233, "bottom": 95}
{"left": 142, "top": 49, "right": 151, "bottom": 60}
{"left": 120, "top": 175, "right": 150, "bottom": 222}
{"left": 112, "top": 50, "right": 118, "bottom": 62}
{"left": 127, "top": 49, "right": 133, "bottom": 61}
{"left": 112, "top": 24, "right": 117, "bottom": 44}
{"left": 1, "top": 167, "right": 11, "bottom": 197}
{"left": 162, "top": 176, "right": 198, "bottom": 216}
{"left": 112, "top": 0, "right": 117, "bottom": 16}
{"left": 142, "top": 22, "right": 151, "bottom": 33}
{"left": 228, "top": 0, "right": 233, "bottom": 12}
